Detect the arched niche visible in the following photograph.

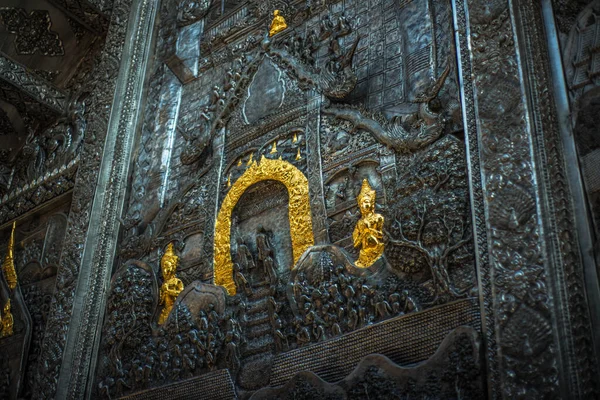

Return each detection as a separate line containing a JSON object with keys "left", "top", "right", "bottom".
{"left": 213, "top": 156, "right": 314, "bottom": 295}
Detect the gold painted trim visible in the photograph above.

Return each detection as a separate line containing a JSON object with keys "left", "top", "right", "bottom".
{"left": 2, "top": 221, "right": 17, "bottom": 290}
{"left": 214, "top": 156, "right": 314, "bottom": 295}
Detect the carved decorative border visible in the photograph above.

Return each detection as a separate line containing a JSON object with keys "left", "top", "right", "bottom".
{"left": 512, "top": 0, "right": 598, "bottom": 396}
{"left": 305, "top": 92, "right": 329, "bottom": 244}
{"left": 31, "top": 0, "right": 157, "bottom": 397}
{"left": 59, "top": 0, "right": 158, "bottom": 396}
{"left": 454, "top": 0, "right": 599, "bottom": 397}
{"left": 0, "top": 54, "right": 66, "bottom": 114}
{"left": 451, "top": 0, "right": 498, "bottom": 396}
{"left": 0, "top": 160, "right": 78, "bottom": 225}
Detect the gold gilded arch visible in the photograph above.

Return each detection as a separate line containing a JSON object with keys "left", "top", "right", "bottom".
{"left": 213, "top": 156, "right": 314, "bottom": 295}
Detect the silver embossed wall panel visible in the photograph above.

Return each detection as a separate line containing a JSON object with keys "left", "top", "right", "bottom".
{"left": 94, "top": 0, "right": 482, "bottom": 398}
{"left": 0, "top": 0, "right": 597, "bottom": 399}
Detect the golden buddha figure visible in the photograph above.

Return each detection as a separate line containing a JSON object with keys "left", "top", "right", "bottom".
{"left": 2, "top": 221, "right": 17, "bottom": 290}
{"left": 158, "top": 243, "right": 184, "bottom": 325}
{"left": 269, "top": 10, "right": 287, "bottom": 37}
{"left": 1, "top": 299, "right": 13, "bottom": 338}
{"left": 353, "top": 179, "right": 385, "bottom": 268}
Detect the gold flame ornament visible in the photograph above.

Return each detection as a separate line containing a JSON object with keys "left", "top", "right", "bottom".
{"left": 2, "top": 221, "right": 17, "bottom": 290}
{"left": 270, "top": 141, "right": 278, "bottom": 154}
{"left": 158, "top": 243, "right": 184, "bottom": 324}
{"left": 1, "top": 299, "right": 13, "bottom": 338}
{"left": 269, "top": 10, "right": 287, "bottom": 37}
{"left": 353, "top": 179, "right": 385, "bottom": 268}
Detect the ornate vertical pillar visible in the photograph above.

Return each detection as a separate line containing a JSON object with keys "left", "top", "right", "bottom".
{"left": 207, "top": 127, "right": 227, "bottom": 281}
{"left": 33, "top": 0, "right": 160, "bottom": 398}
{"left": 453, "top": 0, "right": 599, "bottom": 398}
{"left": 305, "top": 92, "right": 329, "bottom": 245}
{"left": 378, "top": 147, "right": 397, "bottom": 207}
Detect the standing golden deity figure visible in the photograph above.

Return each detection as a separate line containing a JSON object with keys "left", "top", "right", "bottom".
{"left": 1, "top": 299, "right": 13, "bottom": 338}
{"left": 158, "top": 243, "right": 184, "bottom": 324}
{"left": 2, "top": 221, "right": 17, "bottom": 290}
{"left": 353, "top": 179, "right": 385, "bottom": 268}
{"left": 269, "top": 10, "right": 287, "bottom": 37}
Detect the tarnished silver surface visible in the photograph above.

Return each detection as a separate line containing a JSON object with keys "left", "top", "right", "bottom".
{"left": 0, "top": 1, "right": 597, "bottom": 399}
{"left": 0, "top": 54, "right": 66, "bottom": 114}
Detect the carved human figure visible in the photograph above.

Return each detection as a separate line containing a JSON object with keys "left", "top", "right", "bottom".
{"left": 294, "top": 320, "right": 310, "bottom": 347}
{"left": 233, "top": 263, "right": 251, "bottom": 295}
{"left": 312, "top": 322, "right": 326, "bottom": 342}
{"left": 353, "top": 179, "right": 385, "bottom": 268}
{"left": 236, "top": 238, "right": 255, "bottom": 271}
{"left": 0, "top": 299, "right": 13, "bottom": 337}
{"left": 206, "top": 340, "right": 216, "bottom": 370}
{"left": 357, "top": 295, "right": 368, "bottom": 328}
{"left": 274, "top": 328, "right": 288, "bottom": 352}
{"left": 267, "top": 296, "right": 281, "bottom": 316}
{"left": 199, "top": 310, "right": 209, "bottom": 331}
{"left": 344, "top": 284, "right": 355, "bottom": 306}
{"left": 264, "top": 256, "right": 278, "bottom": 284}
{"left": 401, "top": 290, "right": 420, "bottom": 313}
{"left": 337, "top": 305, "right": 345, "bottom": 322}
{"left": 224, "top": 332, "right": 240, "bottom": 371}
{"left": 228, "top": 317, "right": 243, "bottom": 343}
{"left": 255, "top": 226, "right": 273, "bottom": 263}
{"left": 234, "top": 298, "right": 247, "bottom": 326}
{"left": 336, "top": 176, "right": 348, "bottom": 203}
{"left": 158, "top": 243, "right": 184, "bottom": 324}
{"left": 375, "top": 295, "right": 392, "bottom": 319}
{"left": 332, "top": 322, "right": 342, "bottom": 336}
{"left": 207, "top": 305, "right": 219, "bottom": 338}
{"left": 269, "top": 10, "right": 288, "bottom": 37}
{"left": 319, "top": 15, "right": 335, "bottom": 39}
{"left": 389, "top": 293, "right": 401, "bottom": 314}
{"left": 295, "top": 272, "right": 308, "bottom": 295}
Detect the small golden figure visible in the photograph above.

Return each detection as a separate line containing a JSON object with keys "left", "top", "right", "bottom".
{"left": 2, "top": 221, "right": 17, "bottom": 290}
{"left": 1, "top": 299, "right": 13, "bottom": 338}
{"left": 353, "top": 179, "right": 385, "bottom": 268}
{"left": 269, "top": 10, "right": 287, "bottom": 37}
{"left": 158, "top": 243, "right": 184, "bottom": 324}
